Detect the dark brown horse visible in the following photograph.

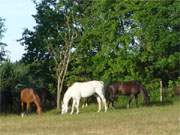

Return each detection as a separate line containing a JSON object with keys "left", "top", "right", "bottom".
{"left": 105, "top": 81, "right": 150, "bottom": 108}
{"left": 39, "top": 87, "right": 56, "bottom": 108}
{"left": 20, "top": 88, "right": 42, "bottom": 115}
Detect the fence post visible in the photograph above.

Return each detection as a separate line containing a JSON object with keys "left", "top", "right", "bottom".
{"left": 160, "top": 80, "right": 163, "bottom": 103}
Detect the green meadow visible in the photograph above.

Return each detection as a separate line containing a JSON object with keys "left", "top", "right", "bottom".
{"left": 0, "top": 98, "right": 179, "bottom": 135}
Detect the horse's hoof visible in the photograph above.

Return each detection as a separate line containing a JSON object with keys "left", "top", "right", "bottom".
{"left": 21, "top": 113, "right": 24, "bottom": 118}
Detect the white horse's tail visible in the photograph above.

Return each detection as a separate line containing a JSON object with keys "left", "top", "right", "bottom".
{"left": 93, "top": 81, "right": 107, "bottom": 112}
{"left": 99, "top": 81, "right": 105, "bottom": 94}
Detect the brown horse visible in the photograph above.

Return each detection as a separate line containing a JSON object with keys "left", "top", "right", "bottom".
{"left": 105, "top": 80, "right": 150, "bottom": 108}
{"left": 20, "top": 88, "right": 42, "bottom": 115}
{"left": 39, "top": 87, "right": 56, "bottom": 108}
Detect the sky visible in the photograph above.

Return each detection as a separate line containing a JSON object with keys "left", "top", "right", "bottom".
{"left": 0, "top": 0, "right": 37, "bottom": 62}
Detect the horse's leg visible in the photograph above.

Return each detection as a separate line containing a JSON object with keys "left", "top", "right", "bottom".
{"left": 96, "top": 96, "right": 101, "bottom": 112}
{"left": 26, "top": 103, "right": 30, "bottom": 115}
{"left": 97, "top": 94, "right": 107, "bottom": 112}
{"left": 70, "top": 99, "right": 76, "bottom": 115}
{"left": 21, "top": 102, "right": 24, "bottom": 112}
{"left": 107, "top": 101, "right": 110, "bottom": 108}
{"left": 112, "top": 101, "right": 116, "bottom": 109}
{"left": 103, "top": 97, "right": 107, "bottom": 112}
{"left": 75, "top": 99, "right": 80, "bottom": 114}
{"left": 21, "top": 102, "right": 25, "bottom": 116}
{"left": 85, "top": 98, "right": 88, "bottom": 107}
{"left": 81, "top": 98, "right": 86, "bottom": 108}
{"left": 107, "top": 100, "right": 114, "bottom": 109}
{"left": 135, "top": 95, "right": 138, "bottom": 107}
{"left": 81, "top": 103, "right": 85, "bottom": 108}
{"left": 127, "top": 95, "right": 134, "bottom": 108}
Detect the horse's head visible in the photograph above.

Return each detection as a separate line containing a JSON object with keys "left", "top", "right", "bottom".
{"left": 105, "top": 85, "right": 116, "bottom": 102}
{"left": 34, "top": 94, "right": 42, "bottom": 114}
{"left": 36, "top": 107, "right": 42, "bottom": 115}
{"left": 61, "top": 102, "right": 68, "bottom": 114}
{"left": 144, "top": 95, "right": 150, "bottom": 105}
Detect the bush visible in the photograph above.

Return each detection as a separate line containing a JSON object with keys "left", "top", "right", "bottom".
{"left": 145, "top": 79, "right": 160, "bottom": 102}
{"left": 168, "top": 77, "right": 180, "bottom": 96}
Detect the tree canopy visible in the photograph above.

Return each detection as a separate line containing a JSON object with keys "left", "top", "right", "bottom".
{"left": 19, "top": 0, "right": 179, "bottom": 90}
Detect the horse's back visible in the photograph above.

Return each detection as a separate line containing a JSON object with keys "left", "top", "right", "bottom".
{"left": 20, "top": 88, "right": 36, "bottom": 103}
{"left": 122, "top": 81, "right": 142, "bottom": 90}
{"left": 107, "top": 80, "right": 142, "bottom": 95}
{"left": 69, "top": 80, "right": 104, "bottom": 98}
{"left": 72, "top": 80, "right": 103, "bottom": 89}
{"left": 90, "top": 80, "right": 104, "bottom": 88}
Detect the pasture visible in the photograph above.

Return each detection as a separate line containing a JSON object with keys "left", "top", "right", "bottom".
{"left": 0, "top": 99, "right": 179, "bottom": 135}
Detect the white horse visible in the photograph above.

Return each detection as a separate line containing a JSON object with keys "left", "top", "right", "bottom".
{"left": 61, "top": 80, "right": 107, "bottom": 114}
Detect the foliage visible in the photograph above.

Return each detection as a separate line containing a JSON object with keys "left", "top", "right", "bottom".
{"left": 67, "top": 0, "right": 179, "bottom": 87}
{"left": 0, "top": 61, "right": 32, "bottom": 92}
{"left": 168, "top": 77, "right": 180, "bottom": 96}
{"left": 0, "top": 61, "right": 15, "bottom": 90}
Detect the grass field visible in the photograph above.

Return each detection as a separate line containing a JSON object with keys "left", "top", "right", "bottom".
{"left": 0, "top": 99, "right": 179, "bottom": 135}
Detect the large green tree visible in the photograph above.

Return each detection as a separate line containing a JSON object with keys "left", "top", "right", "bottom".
{"left": 68, "top": 0, "right": 180, "bottom": 85}
{"left": 132, "top": 0, "right": 180, "bottom": 83}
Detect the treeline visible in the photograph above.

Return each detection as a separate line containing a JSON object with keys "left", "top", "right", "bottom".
{"left": 0, "top": 0, "right": 179, "bottom": 113}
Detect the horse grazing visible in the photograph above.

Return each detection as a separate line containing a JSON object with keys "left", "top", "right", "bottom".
{"left": 20, "top": 88, "right": 42, "bottom": 115}
{"left": 105, "top": 81, "right": 150, "bottom": 108}
{"left": 61, "top": 80, "right": 107, "bottom": 114}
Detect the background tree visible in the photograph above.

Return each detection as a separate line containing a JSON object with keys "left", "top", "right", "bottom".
{"left": 20, "top": 0, "right": 81, "bottom": 109}
{"left": 48, "top": 0, "right": 80, "bottom": 109}
{"left": 67, "top": 0, "right": 179, "bottom": 102}
{"left": 68, "top": 0, "right": 180, "bottom": 84}
{"left": 131, "top": 0, "right": 180, "bottom": 83}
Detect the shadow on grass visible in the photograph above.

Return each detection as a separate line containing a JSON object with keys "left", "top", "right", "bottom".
{"left": 148, "top": 100, "right": 173, "bottom": 107}
{"left": 107, "top": 99, "right": 174, "bottom": 111}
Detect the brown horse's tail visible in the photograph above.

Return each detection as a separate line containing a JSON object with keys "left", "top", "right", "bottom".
{"left": 140, "top": 85, "right": 150, "bottom": 105}
{"left": 105, "top": 86, "right": 110, "bottom": 101}
{"left": 105, "top": 85, "right": 113, "bottom": 102}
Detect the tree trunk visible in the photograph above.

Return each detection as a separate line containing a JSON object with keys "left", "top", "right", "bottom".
{"left": 160, "top": 80, "right": 163, "bottom": 103}
{"left": 56, "top": 48, "right": 71, "bottom": 110}
{"left": 56, "top": 75, "right": 61, "bottom": 110}
{"left": 55, "top": 12, "right": 77, "bottom": 110}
